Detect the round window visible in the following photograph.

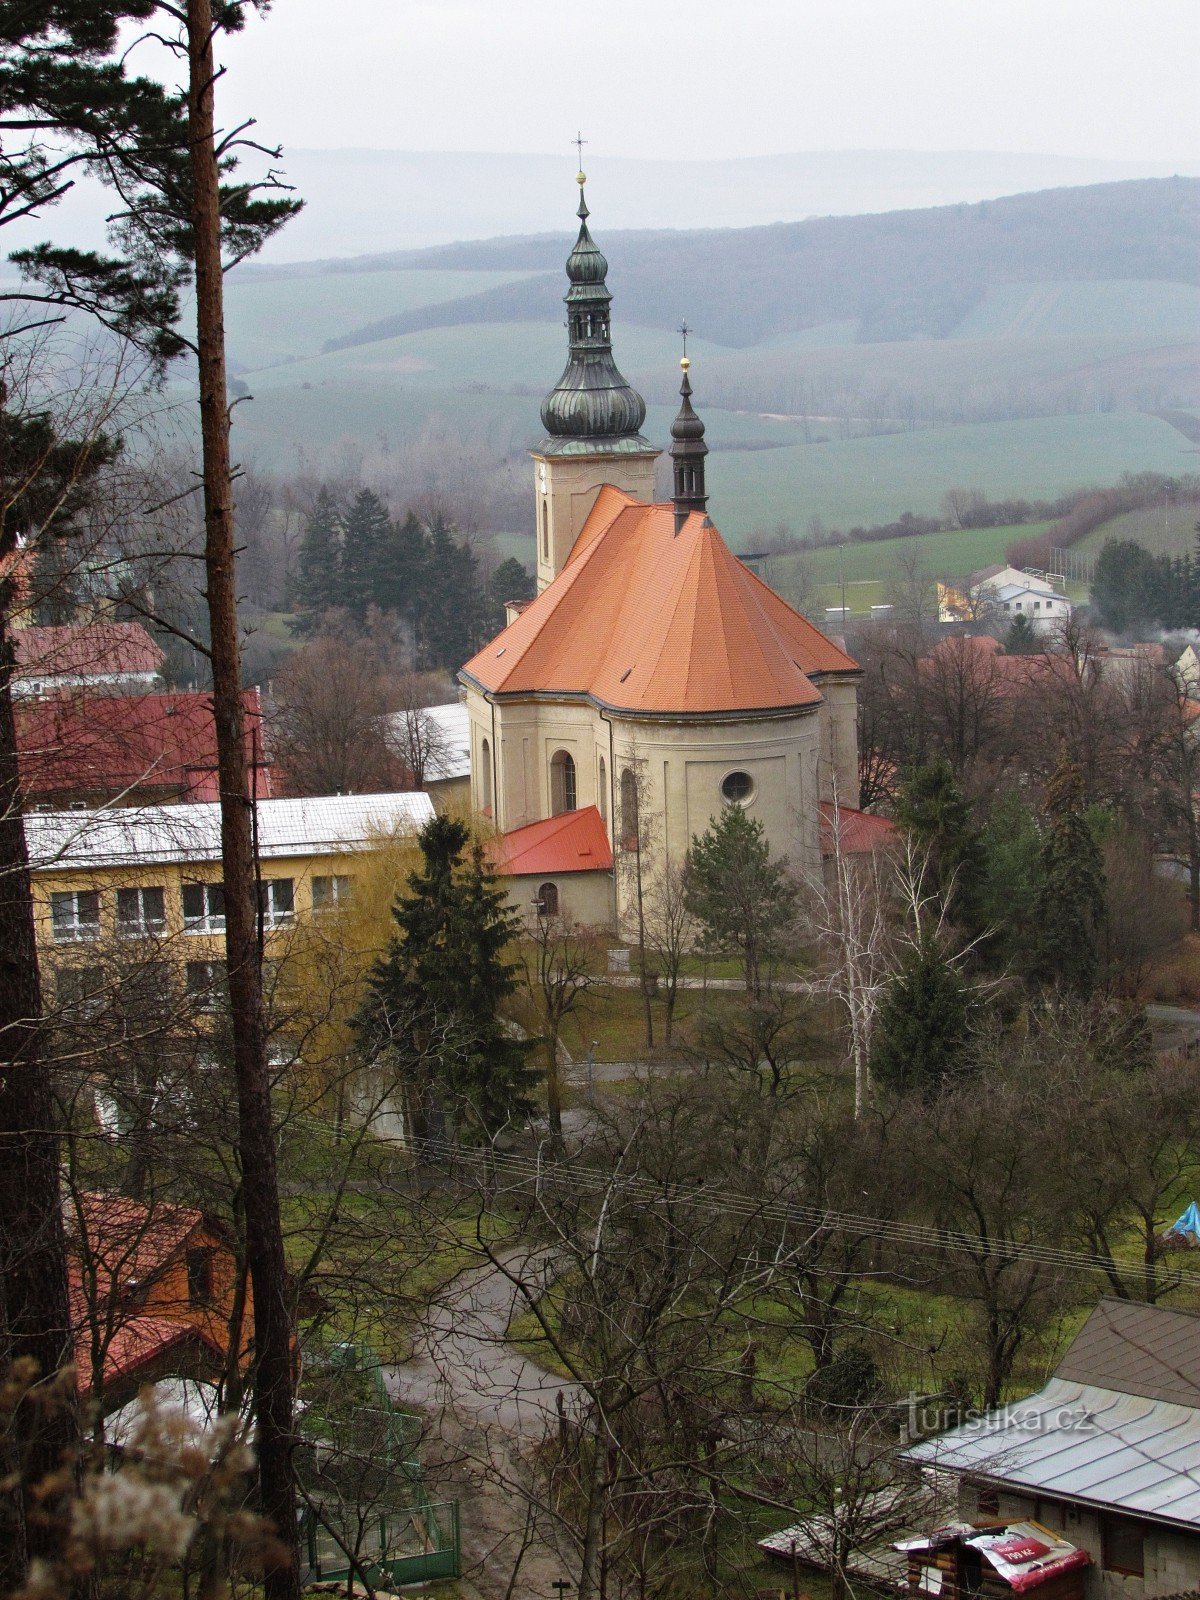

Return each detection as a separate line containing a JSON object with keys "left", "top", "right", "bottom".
{"left": 721, "top": 770, "right": 754, "bottom": 805}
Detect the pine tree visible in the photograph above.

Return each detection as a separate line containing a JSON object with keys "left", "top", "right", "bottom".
{"left": 895, "top": 757, "right": 984, "bottom": 928}
{"left": 1005, "top": 613, "right": 1036, "bottom": 654}
{"left": 870, "top": 934, "right": 969, "bottom": 1098}
{"left": 416, "top": 513, "right": 485, "bottom": 668}
{"left": 376, "top": 508, "right": 428, "bottom": 621}
{"left": 685, "top": 804, "right": 798, "bottom": 996}
{"left": 485, "top": 556, "right": 535, "bottom": 633}
{"left": 358, "top": 816, "right": 538, "bottom": 1137}
{"left": 292, "top": 487, "right": 342, "bottom": 631}
{"left": 339, "top": 489, "right": 393, "bottom": 621}
{"left": 1034, "top": 755, "right": 1107, "bottom": 997}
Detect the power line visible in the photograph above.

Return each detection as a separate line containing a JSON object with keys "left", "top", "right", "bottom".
{"left": 407, "top": 1136, "right": 1200, "bottom": 1291}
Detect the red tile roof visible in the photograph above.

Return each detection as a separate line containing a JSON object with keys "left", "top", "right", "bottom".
{"left": 492, "top": 805, "right": 614, "bottom": 877}
{"left": 14, "top": 622, "right": 164, "bottom": 683}
{"left": 819, "top": 802, "right": 896, "bottom": 857}
{"left": 17, "top": 688, "right": 270, "bottom": 803}
{"left": 462, "top": 487, "right": 858, "bottom": 716}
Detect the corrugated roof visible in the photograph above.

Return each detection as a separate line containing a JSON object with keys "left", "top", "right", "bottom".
{"left": 492, "top": 805, "right": 614, "bottom": 877}
{"left": 26, "top": 790, "right": 434, "bottom": 871}
{"left": 461, "top": 486, "right": 858, "bottom": 717}
{"left": 904, "top": 1302, "right": 1200, "bottom": 1530}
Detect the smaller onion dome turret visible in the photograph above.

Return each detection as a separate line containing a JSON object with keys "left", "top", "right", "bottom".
{"left": 670, "top": 342, "right": 708, "bottom": 535}
{"left": 538, "top": 173, "right": 651, "bottom": 455}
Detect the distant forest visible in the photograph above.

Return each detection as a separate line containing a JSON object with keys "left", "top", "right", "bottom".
{"left": 322, "top": 177, "right": 1200, "bottom": 350}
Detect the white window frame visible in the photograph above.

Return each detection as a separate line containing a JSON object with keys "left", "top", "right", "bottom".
{"left": 116, "top": 884, "right": 166, "bottom": 936}
{"left": 50, "top": 889, "right": 101, "bottom": 943}
{"left": 182, "top": 881, "right": 226, "bottom": 934}
{"left": 258, "top": 877, "right": 295, "bottom": 929}
{"left": 312, "top": 873, "right": 352, "bottom": 911}
{"left": 185, "top": 958, "right": 228, "bottom": 1013}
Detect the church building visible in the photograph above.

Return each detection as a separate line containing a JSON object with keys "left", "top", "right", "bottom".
{"left": 459, "top": 174, "right": 863, "bottom": 928}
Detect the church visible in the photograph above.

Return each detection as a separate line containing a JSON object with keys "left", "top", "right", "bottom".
{"left": 459, "top": 173, "right": 865, "bottom": 928}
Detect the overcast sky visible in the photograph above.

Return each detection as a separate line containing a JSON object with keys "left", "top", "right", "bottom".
{"left": 209, "top": 0, "right": 1199, "bottom": 163}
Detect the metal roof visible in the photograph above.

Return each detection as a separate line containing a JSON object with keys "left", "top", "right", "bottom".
{"left": 906, "top": 1375, "right": 1200, "bottom": 1530}
{"left": 1054, "top": 1298, "right": 1200, "bottom": 1409}
{"left": 417, "top": 702, "right": 471, "bottom": 782}
{"left": 26, "top": 791, "right": 434, "bottom": 871}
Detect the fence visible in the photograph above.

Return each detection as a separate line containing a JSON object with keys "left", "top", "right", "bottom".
{"left": 301, "top": 1498, "right": 461, "bottom": 1586}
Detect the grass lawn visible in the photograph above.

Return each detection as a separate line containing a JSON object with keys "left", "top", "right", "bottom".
{"left": 1077, "top": 497, "right": 1200, "bottom": 561}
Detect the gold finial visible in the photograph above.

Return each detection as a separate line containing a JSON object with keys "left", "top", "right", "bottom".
{"left": 577, "top": 170, "right": 586, "bottom": 187}
{"left": 680, "top": 355, "right": 691, "bottom": 371}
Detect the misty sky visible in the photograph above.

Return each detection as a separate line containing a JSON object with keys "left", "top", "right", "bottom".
{"left": 214, "top": 0, "right": 1199, "bottom": 163}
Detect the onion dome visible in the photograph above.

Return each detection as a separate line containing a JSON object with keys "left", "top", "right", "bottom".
{"left": 538, "top": 174, "right": 652, "bottom": 455}
{"left": 670, "top": 351, "right": 708, "bottom": 535}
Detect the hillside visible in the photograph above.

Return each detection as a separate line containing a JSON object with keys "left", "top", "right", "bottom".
{"left": 310, "top": 177, "right": 1200, "bottom": 351}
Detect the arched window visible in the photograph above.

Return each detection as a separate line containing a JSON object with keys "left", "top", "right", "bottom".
{"left": 620, "top": 768, "right": 639, "bottom": 848}
{"left": 537, "top": 882, "right": 559, "bottom": 918}
{"left": 550, "top": 750, "right": 577, "bottom": 816}
{"left": 598, "top": 756, "right": 607, "bottom": 821}
{"left": 480, "top": 737, "right": 493, "bottom": 815}
{"left": 541, "top": 500, "right": 549, "bottom": 560}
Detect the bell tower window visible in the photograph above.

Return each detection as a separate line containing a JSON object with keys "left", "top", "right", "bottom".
{"left": 541, "top": 500, "right": 549, "bottom": 560}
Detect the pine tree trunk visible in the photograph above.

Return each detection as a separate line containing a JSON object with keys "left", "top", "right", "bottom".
{"left": 0, "top": 592, "right": 78, "bottom": 1586}
{"left": 184, "top": 7, "right": 299, "bottom": 1594}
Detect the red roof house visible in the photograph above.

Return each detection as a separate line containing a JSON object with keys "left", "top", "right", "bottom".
{"left": 17, "top": 687, "right": 271, "bottom": 807}
{"left": 13, "top": 623, "right": 164, "bottom": 697}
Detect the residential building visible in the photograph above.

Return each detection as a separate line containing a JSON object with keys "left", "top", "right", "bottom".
{"left": 16, "top": 687, "right": 270, "bottom": 808}
{"left": 27, "top": 791, "right": 434, "bottom": 1015}
{"left": 939, "top": 565, "right": 1073, "bottom": 632}
{"left": 904, "top": 1299, "right": 1200, "bottom": 1600}
{"left": 13, "top": 622, "right": 164, "bottom": 698}
{"left": 67, "top": 1191, "right": 251, "bottom": 1412}
{"left": 458, "top": 176, "right": 866, "bottom": 929}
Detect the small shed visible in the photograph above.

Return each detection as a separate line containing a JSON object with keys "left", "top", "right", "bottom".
{"left": 898, "top": 1521, "right": 1090, "bottom": 1600}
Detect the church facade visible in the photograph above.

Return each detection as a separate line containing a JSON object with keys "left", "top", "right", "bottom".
{"left": 459, "top": 174, "right": 862, "bottom": 928}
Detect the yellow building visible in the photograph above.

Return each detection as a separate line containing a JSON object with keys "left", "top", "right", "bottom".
{"left": 26, "top": 792, "right": 434, "bottom": 1017}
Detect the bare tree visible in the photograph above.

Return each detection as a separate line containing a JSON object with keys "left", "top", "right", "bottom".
{"left": 270, "top": 634, "right": 400, "bottom": 796}
{"left": 384, "top": 673, "right": 451, "bottom": 790}
{"left": 642, "top": 857, "right": 695, "bottom": 1047}
{"left": 521, "top": 907, "right": 602, "bottom": 1144}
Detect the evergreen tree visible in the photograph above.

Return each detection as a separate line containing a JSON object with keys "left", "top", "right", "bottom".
{"left": 292, "top": 486, "right": 342, "bottom": 632}
{"left": 1005, "top": 613, "right": 1036, "bottom": 654}
{"left": 357, "top": 815, "right": 538, "bottom": 1137}
{"left": 895, "top": 757, "right": 984, "bottom": 928}
{"left": 1034, "top": 755, "right": 1107, "bottom": 997}
{"left": 416, "top": 513, "right": 485, "bottom": 668}
{"left": 376, "top": 508, "right": 429, "bottom": 621}
{"left": 485, "top": 556, "right": 535, "bottom": 634}
{"left": 339, "top": 489, "right": 393, "bottom": 620}
{"left": 685, "top": 804, "right": 798, "bottom": 996}
{"left": 870, "top": 934, "right": 970, "bottom": 1098}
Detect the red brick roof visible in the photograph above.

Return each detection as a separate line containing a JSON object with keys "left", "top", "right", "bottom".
{"left": 819, "top": 802, "right": 896, "bottom": 857}
{"left": 462, "top": 487, "right": 858, "bottom": 716}
{"left": 14, "top": 622, "right": 164, "bottom": 683}
{"left": 492, "top": 805, "right": 614, "bottom": 876}
{"left": 17, "top": 687, "right": 270, "bottom": 803}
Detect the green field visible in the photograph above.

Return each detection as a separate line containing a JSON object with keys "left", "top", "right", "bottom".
{"left": 951, "top": 279, "right": 1200, "bottom": 339}
{"left": 1077, "top": 497, "right": 1200, "bottom": 559}
{"left": 759, "top": 524, "right": 1049, "bottom": 605}
{"left": 708, "top": 413, "right": 1191, "bottom": 543}
{"left": 224, "top": 266, "right": 550, "bottom": 370}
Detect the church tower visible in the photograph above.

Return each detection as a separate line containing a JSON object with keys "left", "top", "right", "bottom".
{"left": 532, "top": 170, "right": 659, "bottom": 592}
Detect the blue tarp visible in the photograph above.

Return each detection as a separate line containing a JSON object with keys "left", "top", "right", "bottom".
{"left": 1170, "top": 1202, "right": 1200, "bottom": 1242}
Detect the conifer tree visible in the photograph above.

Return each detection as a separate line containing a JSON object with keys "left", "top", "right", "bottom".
{"left": 895, "top": 757, "right": 984, "bottom": 928}
{"left": 870, "top": 934, "right": 969, "bottom": 1098}
{"left": 292, "top": 486, "right": 342, "bottom": 631}
{"left": 358, "top": 816, "right": 538, "bottom": 1137}
{"left": 416, "top": 513, "right": 484, "bottom": 668}
{"left": 1034, "top": 754, "right": 1107, "bottom": 997}
{"left": 485, "top": 556, "right": 535, "bottom": 633}
{"left": 1005, "top": 613, "right": 1036, "bottom": 654}
{"left": 685, "top": 804, "right": 797, "bottom": 996}
{"left": 376, "top": 508, "right": 428, "bottom": 620}
{"left": 339, "top": 489, "right": 392, "bottom": 620}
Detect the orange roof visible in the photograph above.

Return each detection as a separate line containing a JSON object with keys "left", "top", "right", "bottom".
{"left": 492, "top": 805, "right": 614, "bottom": 876}
{"left": 14, "top": 622, "right": 164, "bottom": 682}
{"left": 819, "top": 802, "right": 897, "bottom": 857}
{"left": 462, "top": 487, "right": 858, "bottom": 716}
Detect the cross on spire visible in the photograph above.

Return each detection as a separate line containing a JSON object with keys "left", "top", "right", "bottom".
{"left": 573, "top": 131, "right": 587, "bottom": 171}
{"left": 679, "top": 320, "right": 691, "bottom": 360}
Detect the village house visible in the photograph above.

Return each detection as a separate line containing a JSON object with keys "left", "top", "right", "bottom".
{"left": 938, "top": 565, "right": 1073, "bottom": 632}
{"left": 68, "top": 1191, "right": 251, "bottom": 1415}
{"left": 904, "top": 1299, "right": 1200, "bottom": 1600}
{"left": 26, "top": 791, "right": 433, "bottom": 1018}
{"left": 16, "top": 687, "right": 270, "bottom": 809}
{"left": 458, "top": 176, "right": 867, "bottom": 929}
{"left": 13, "top": 621, "right": 165, "bottom": 698}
